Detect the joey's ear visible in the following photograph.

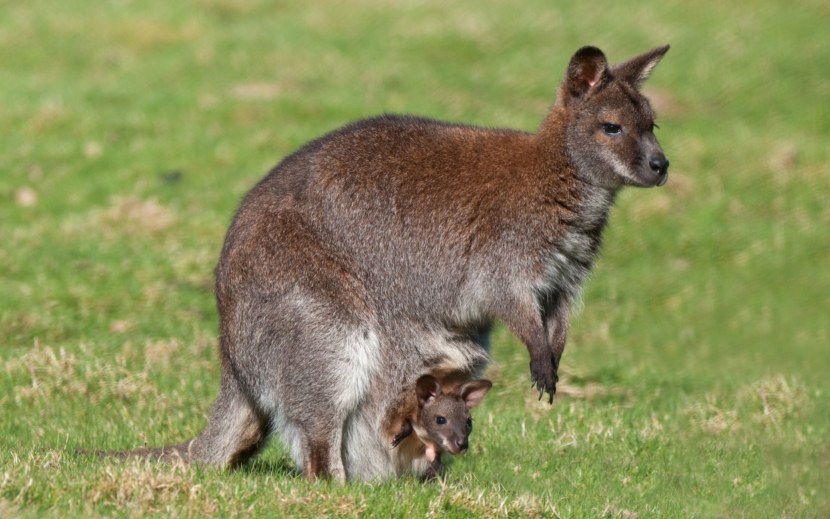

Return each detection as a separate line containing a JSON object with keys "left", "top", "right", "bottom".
{"left": 613, "top": 45, "right": 670, "bottom": 87}
{"left": 562, "top": 46, "right": 609, "bottom": 103}
{"left": 460, "top": 379, "right": 492, "bottom": 409}
{"left": 416, "top": 375, "right": 441, "bottom": 406}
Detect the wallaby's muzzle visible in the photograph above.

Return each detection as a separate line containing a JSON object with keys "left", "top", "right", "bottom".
{"left": 650, "top": 153, "right": 670, "bottom": 186}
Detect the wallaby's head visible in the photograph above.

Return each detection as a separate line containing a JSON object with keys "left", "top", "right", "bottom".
{"left": 552, "top": 45, "right": 671, "bottom": 189}
{"left": 414, "top": 375, "right": 492, "bottom": 457}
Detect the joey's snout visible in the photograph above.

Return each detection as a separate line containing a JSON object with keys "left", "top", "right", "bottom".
{"left": 446, "top": 437, "right": 468, "bottom": 454}
{"left": 456, "top": 438, "right": 468, "bottom": 453}
{"left": 649, "top": 153, "right": 669, "bottom": 186}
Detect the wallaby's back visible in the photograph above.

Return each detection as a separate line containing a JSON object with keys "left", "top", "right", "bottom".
{"left": 218, "top": 114, "right": 581, "bottom": 330}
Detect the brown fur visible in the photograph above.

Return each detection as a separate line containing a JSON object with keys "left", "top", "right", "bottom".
{"left": 108, "top": 45, "right": 671, "bottom": 482}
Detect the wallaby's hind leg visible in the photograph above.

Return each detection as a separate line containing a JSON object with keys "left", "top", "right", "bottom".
{"left": 189, "top": 377, "right": 269, "bottom": 468}
{"left": 301, "top": 436, "right": 330, "bottom": 481}
{"left": 296, "top": 417, "right": 347, "bottom": 483}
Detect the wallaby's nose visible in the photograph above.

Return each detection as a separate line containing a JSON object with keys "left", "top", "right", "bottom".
{"left": 649, "top": 154, "right": 669, "bottom": 185}
{"left": 455, "top": 439, "right": 468, "bottom": 452}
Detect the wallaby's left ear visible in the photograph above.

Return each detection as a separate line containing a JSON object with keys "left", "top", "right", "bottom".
{"left": 613, "top": 45, "right": 670, "bottom": 87}
{"left": 561, "top": 46, "right": 610, "bottom": 104}
{"left": 460, "top": 379, "right": 492, "bottom": 409}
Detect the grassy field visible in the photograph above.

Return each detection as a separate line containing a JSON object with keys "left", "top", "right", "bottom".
{"left": 2, "top": 0, "right": 828, "bottom": 516}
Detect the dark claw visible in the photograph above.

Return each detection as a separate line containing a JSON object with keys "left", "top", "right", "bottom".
{"left": 530, "top": 357, "right": 560, "bottom": 404}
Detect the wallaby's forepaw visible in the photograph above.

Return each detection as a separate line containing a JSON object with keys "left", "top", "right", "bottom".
{"left": 530, "top": 356, "right": 558, "bottom": 404}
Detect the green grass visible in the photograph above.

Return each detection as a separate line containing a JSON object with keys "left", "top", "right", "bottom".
{"left": 2, "top": 0, "right": 828, "bottom": 516}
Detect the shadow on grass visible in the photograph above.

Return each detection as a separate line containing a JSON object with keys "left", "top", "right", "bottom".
{"left": 69, "top": 443, "right": 300, "bottom": 479}
{"left": 240, "top": 455, "right": 299, "bottom": 477}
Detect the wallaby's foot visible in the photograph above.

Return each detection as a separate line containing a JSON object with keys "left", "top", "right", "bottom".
{"left": 188, "top": 381, "right": 269, "bottom": 468}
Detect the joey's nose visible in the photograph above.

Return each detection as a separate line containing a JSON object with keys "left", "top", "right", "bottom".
{"left": 649, "top": 154, "right": 669, "bottom": 185}
{"left": 456, "top": 439, "right": 468, "bottom": 452}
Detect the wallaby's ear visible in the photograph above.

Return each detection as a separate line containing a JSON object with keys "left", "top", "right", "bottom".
{"left": 562, "top": 46, "right": 609, "bottom": 103}
{"left": 416, "top": 375, "right": 442, "bottom": 406}
{"left": 459, "top": 379, "right": 492, "bottom": 409}
{"left": 613, "top": 45, "right": 670, "bottom": 87}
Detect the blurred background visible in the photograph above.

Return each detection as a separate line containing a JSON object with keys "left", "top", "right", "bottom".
{"left": 1, "top": 0, "right": 828, "bottom": 516}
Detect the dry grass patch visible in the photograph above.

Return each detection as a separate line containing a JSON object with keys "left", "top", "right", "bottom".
{"left": 144, "top": 339, "right": 182, "bottom": 367}
{"left": 684, "top": 375, "right": 810, "bottom": 435}
{"left": 0, "top": 499, "right": 19, "bottom": 518}
{"left": 229, "top": 82, "right": 288, "bottom": 101}
{"left": 684, "top": 394, "right": 742, "bottom": 434}
{"left": 555, "top": 379, "right": 629, "bottom": 401}
{"left": 101, "top": 18, "right": 203, "bottom": 53}
{"left": 428, "top": 477, "right": 557, "bottom": 518}
{"left": 278, "top": 487, "right": 368, "bottom": 517}
{"left": 747, "top": 374, "right": 807, "bottom": 425}
{"left": 61, "top": 196, "right": 176, "bottom": 240}
{"left": 100, "top": 196, "right": 176, "bottom": 236}
{"left": 601, "top": 503, "right": 641, "bottom": 519}
{"left": 14, "top": 186, "right": 38, "bottom": 208}
{"left": 2, "top": 449, "right": 67, "bottom": 508}
{"left": 7, "top": 342, "right": 159, "bottom": 405}
{"left": 87, "top": 459, "right": 217, "bottom": 516}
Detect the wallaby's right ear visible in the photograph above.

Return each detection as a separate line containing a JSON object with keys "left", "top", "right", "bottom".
{"left": 416, "top": 375, "right": 441, "bottom": 406}
{"left": 612, "top": 44, "right": 670, "bottom": 88}
{"left": 560, "top": 46, "right": 609, "bottom": 105}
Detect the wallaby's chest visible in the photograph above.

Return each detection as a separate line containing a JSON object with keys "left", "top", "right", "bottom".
{"left": 535, "top": 187, "right": 616, "bottom": 300}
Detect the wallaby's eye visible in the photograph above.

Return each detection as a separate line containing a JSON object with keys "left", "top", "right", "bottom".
{"left": 466, "top": 417, "right": 473, "bottom": 429}
{"left": 602, "top": 123, "right": 622, "bottom": 136}
{"left": 651, "top": 122, "right": 660, "bottom": 132}
{"left": 436, "top": 416, "right": 447, "bottom": 425}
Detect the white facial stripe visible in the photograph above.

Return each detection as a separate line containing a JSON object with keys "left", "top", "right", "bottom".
{"left": 600, "top": 148, "right": 639, "bottom": 184}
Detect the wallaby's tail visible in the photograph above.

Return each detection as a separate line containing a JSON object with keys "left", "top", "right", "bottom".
{"left": 92, "top": 441, "right": 195, "bottom": 463}
{"left": 83, "top": 377, "right": 270, "bottom": 468}
{"left": 74, "top": 441, "right": 193, "bottom": 464}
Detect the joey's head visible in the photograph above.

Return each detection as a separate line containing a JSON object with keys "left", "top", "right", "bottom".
{"left": 415, "top": 375, "right": 492, "bottom": 456}
{"left": 552, "top": 45, "right": 671, "bottom": 189}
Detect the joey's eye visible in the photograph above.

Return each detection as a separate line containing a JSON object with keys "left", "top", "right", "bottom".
{"left": 466, "top": 417, "right": 473, "bottom": 429}
{"left": 436, "top": 416, "right": 446, "bottom": 425}
{"left": 651, "top": 122, "right": 660, "bottom": 132}
{"left": 603, "top": 123, "right": 622, "bottom": 136}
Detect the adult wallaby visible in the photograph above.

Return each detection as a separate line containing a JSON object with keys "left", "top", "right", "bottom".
{"left": 389, "top": 375, "right": 492, "bottom": 480}
{"left": 121, "top": 44, "right": 670, "bottom": 481}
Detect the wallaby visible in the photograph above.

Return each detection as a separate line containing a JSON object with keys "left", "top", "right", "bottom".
{"left": 113, "top": 44, "right": 671, "bottom": 481}
{"left": 389, "top": 375, "right": 492, "bottom": 480}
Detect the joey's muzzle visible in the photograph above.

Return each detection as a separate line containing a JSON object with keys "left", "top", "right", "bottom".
{"left": 443, "top": 437, "right": 469, "bottom": 455}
